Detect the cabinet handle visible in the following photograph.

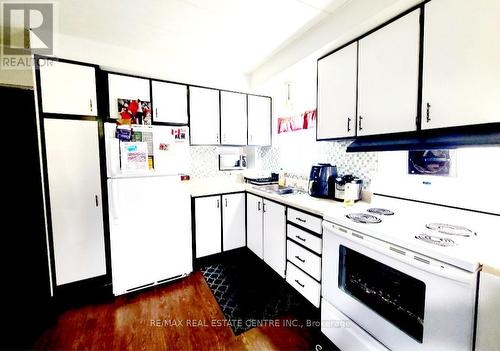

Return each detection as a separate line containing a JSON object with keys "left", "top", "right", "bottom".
{"left": 358, "top": 116, "right": 363, "bottom": 131}
{"left": 89, "top": 99, "right": 93, "bottom": 112}
{"left": 258, "top": 201, "right": 261, "bottom": 211}
{"left": 225, "top": 198, "right": 227, "bottom": 207}
{"left": 426, "top": 103, "right": 431, "bottom": 123}
{"left": 295, "top": 235, "right": 306, "bottom": 242}
{"left": 296, "top": 217, "right": 306, "bottom": 223}
{"left": 249, "top": 134, "right": 253, "bottom": 143}
{"left": 95, "top": 195, "right": 99, "bottom": 207}
{"left": 294, "top": 279, "right": 305, "bottom": 288}
{"left": 156, "top": 108, "right": 158, "bottom": 118}
{"left": 216, "top": 133, "right": 219, "bottom": 143}
{"left": 295, "top": 255, "right": 305, "bottom": 263}
{"left": 217, "top": 199, "right": 220, "bottom": 208}
{"left": 347, "top": 117, "right": 351, "bottom": 132}
{"left": 263, "top": 202, "right": 266, "bottom": 213}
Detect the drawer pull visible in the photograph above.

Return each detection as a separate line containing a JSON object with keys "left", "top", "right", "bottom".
{"left": 295, "top": 235, "right": 306, "bottom": 242}
{"left": 296, "top": 217, "right": 306, "bottom": 223}
{"left": 295, "top": 255, "right": 305, "bottom": 263}
{"left": 295, "top": 279, "right": 305, "bottom": 288}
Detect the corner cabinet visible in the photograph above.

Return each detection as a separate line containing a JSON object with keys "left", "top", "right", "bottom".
{"left": 194, "top": 192, "right": 246, "bottom": 258}
{"left": 38, "top": 59, "right": 97, "bottom": 116}
{"left": 151, "top": 80, "right": 188, "bottom": 124}
{"left": 220, "top": 91, "right": 247, "bottom": 145}
{"left": 357, "top": 9, "right": 420, "bottom": 136}
{"left": 317, "top": 42, "right": 358, "bottom": 140}
{"left": 422, "top": 0, "right": 500, "bottom": 129}
{"left": 189, "top": 86, "right": 220, "bottom": 145}
{"left": 247, "top": 194, "right": 264, "bottom": 259}
{"left": 194, "top": 196, "right": 222, "bottom": 258}
{"left": 247, "top": 95, "right": 272, "bottom": 146}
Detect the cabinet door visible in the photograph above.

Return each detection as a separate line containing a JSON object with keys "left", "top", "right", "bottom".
{"left": 108, "top": 73, "right": 150, "bottom": 119}
{"left": 152, "top": 81, "right": 188, "bottom": 124}
{"left": 246, "top": 194, "right": 263, "bottom": 259}
{"left": 422, "top": 0, "right": 500, "bottom": 129}
{"left": 220, "top": 91, "right": 247, "bottom": 145}
{"left": 44, "top": 119, "right": 106, "bottom": 285}
{"left": 263, "top": 200, "right": 286, "bottom": 278}
{"left": 194, "top": 196, "right": 222, "bottom": 258}
{"left": 222, "top": 193, "right": 246, "bottom": 251}
{"left": 476, "top": 271, "right": 500, "bottom": 351}
{"left": 317, "top": 42, "right": 357, "bottom": 139}
{"left": 357, "top": 9, "right": 420, "bottom": 136}
{"left": 39, "top": 59, "right": 97, "bottom": 116}
{"left": 248, "top": 95, "right": 271, "bottom": 146}
{"left": 189, "top": 87, "right": 220, "bottom": 145}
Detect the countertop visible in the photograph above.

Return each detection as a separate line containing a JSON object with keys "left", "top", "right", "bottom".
{"left": 185, "top": 178, "right": 500, "bottom": 277}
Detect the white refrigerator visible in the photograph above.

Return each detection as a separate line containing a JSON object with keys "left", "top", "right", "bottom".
{"left": 105, "top": 122, "right": 192, "bottom": 295}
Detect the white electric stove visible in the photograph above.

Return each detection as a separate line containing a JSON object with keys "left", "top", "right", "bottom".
{"left": 321, "top": 195, "right": 500, "bottom": 351}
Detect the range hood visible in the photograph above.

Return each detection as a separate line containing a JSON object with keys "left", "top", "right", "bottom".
{"left": 346, "top": 123, "right": 500, "bottom": 152}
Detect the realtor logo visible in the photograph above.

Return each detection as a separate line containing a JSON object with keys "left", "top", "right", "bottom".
{"left": 2, "top": 2, "right": 53, "bottom": 55}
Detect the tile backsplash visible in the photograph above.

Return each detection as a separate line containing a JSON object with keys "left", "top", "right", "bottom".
{"left": 257, "top": 138, "right": 378, "bottom": 190}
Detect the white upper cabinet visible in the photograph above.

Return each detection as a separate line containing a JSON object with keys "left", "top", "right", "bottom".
{"left": 220, "top": 91, "right": 247, "bottom": 145}
{"left": 357, "top": 9, "right": 420, "bottom": 136}
{"left": 39, "top": 60, "right": 97, "bottom": 116}
{"left": 189, "top": 86, "right": 220, "bottom": 145}
{"left": 248, "top": 95, "right": 271, "bottom": 146}
{"left": 422, "top": 0, "right": 500, "bottom": 129}
{"left": 317, "top": 42, "right": 358, "bottom": 139}
{"left": 108, "top": 73, "right": 150, "bottom": 119}
{"left": 152, "top": 81, "right": 188, "bottom": 124}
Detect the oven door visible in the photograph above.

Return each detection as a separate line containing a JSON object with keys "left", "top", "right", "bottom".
{"left": 322, "top": 221, "right": 477, "bottom": 351}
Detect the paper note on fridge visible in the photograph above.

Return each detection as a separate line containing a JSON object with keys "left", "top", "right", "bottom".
{"left": 120, "top": 142, "right": 149, "bottom": 172}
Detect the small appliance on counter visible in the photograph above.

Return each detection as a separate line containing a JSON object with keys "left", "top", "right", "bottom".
{"left": 308, "top": 163, "right": 338, "bottom": 199}
{"left": 334, "top": 175, "right": 363, "bottom": 202}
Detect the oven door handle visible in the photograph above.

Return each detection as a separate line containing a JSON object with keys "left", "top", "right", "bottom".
{"left": 323, "top": 221, "right": 476, "bottom": 285}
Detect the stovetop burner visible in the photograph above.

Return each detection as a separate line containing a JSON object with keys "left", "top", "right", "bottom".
{"left": 415, "top": 234, "right": 457, "bottom": 247}
{"left": 367, "top": 208, "right": 394, "bottom": 216}
{"left": 425, "top": 223, "right": 475, "bottom": 237}
{"left": 346, "top": 213, "right": 382, "bottom": 224}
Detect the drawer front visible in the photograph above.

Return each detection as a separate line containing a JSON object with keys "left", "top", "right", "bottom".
{"left": 287, "top": 224, "right": 322, "bottom": 254}
{"left": 287, "top": 208, "right": 322, "bottom": 234}
{"left": 286, "top": 262, "right": 320, "bottom": 307}
{"left": 286, "top": 240, "right": 321, "bottom": 281}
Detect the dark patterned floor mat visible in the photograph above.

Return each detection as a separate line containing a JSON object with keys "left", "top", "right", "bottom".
{"left": 200, "top": 254, "right": 306, "bottom": 335}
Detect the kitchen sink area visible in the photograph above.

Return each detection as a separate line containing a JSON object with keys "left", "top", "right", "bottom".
{"left": 252, "top": 184, "right": 305, "bottom": 196}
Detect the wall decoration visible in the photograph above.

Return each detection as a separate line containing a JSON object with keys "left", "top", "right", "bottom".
{"left": 117, "top": 99, "right": 152, "bottom": 125}
{"left": 277, "top": 109, "right": 316, "bottom": 134}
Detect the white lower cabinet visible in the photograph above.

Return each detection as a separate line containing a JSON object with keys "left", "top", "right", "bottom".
{"left": 194, "top": 196, "right": 222, "bottom": 258}
{"left": 263, "top": 200, "right": 286, "bottom": 278}
{"left": 476, "top": 270, "right": 500, "bottom": 351}
{"left": 246, "top": 194, "right": 286, "bottom": 277}
{"left": 44, "top": 119, "right": 106, "bottom": 286}
{"left": 222, "top": 193, "right": 246, "bottom": 251}
{"left": 286, "top": 263, "right": 321, "bottom": 308}
{"left": 246, "top": 193, "right": 264, "bottom": 258}
{"left": 195, "top": 192, "right": 246, "bottom": 258}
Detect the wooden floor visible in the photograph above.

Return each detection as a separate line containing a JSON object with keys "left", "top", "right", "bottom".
{"left": 34, "top": 272, "right": 320, "bottom": 350}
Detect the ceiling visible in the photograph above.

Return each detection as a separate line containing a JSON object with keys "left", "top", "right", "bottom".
{"left": 56, "top": 0, "right": 348, "bottom": 77}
